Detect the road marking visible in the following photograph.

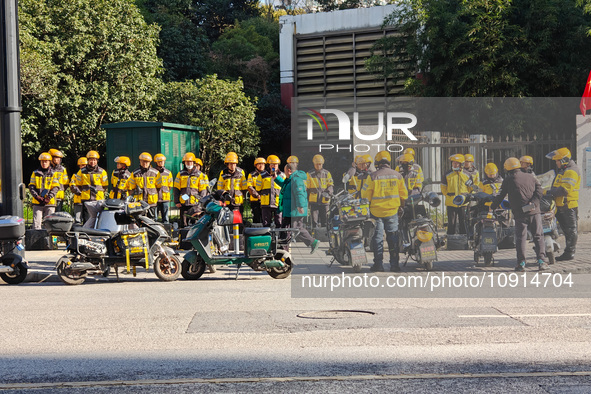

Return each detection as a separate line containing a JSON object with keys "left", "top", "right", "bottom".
{"left": 458, "top": 313, "right": 591, "bottom": 318}
{"left": 2, "top": 371, "right": 591, "bottom": 390}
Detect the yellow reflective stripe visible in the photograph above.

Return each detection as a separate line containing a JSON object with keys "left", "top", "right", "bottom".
{"left": 561, "top": 177, "right": 577, "bottom": 185}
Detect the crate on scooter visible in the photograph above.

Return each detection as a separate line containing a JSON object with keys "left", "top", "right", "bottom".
{"left": 113, "top": 228, "right": 150, "bottom": 271}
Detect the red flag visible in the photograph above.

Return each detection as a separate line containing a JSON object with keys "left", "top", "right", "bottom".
{"left": 580, "top": 70, "right": 591, "bottom": 116}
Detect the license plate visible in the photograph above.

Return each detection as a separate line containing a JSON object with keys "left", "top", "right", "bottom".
{"left": 349, "top": 245, "right": 367, "bottom": 265}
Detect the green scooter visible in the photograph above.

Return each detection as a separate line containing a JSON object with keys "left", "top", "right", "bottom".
{"left": 181, "top": 182, "right": 295, "bottom": 280}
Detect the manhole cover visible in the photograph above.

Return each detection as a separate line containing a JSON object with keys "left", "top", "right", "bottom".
{"left": 296, "top": 310, "right": 375, "bottom": 319}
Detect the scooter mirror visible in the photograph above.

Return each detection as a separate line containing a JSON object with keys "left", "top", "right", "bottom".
{"left": 209, "top": 179, "right": 218, "bottom": 189}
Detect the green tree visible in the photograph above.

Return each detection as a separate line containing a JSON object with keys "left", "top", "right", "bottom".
{"left": 19, "top": 0, "right": 162, "bottom": 165}
{"left": 193, "top": 0, "right": 260, "bottom": 41}
{"left": 152, "top": 75, "right": 260, "bottom": 174}
{"left": 366, "top": 0, "right": 591, "bottom": 97}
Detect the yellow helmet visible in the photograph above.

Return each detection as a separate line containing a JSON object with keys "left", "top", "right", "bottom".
{"left": 254, "top": 157, "right": 266, "bottom": 166}
{"left": 224, "top": 152, "right": 238, "bottom": 164}
{"left": 154, "top": 153, "right": 166, "bottom": 162}
{"left": 183, "top": 152, "right": 196, "bottom": 163}
{"left": 139, "top": 152, "right": 152, "bottom": 162}
{"left": 399, "top": 153, "right": 414, "bottom": 164}
{"left": 48, "top": 148, "right": 64, "bottom": 158}
{"left": 38, "top": 152, "right": 52, "bottom": 161}
{"left": 287, "top": 155, "right": 299, "bottom": 164}
{"left": 115, "top": 156, "right": 131, "bottom": 167}
{"left": 504, "top": 157, "right": 521, "bottom": 171}
{"left": 86, "top": 150, "right": 100, "bottom": 159}
{"left": 403, "top": 148, "right": 415, "bottom": 157}
{"left": 449, "top": 154, "right": 465, "bottom": 163}
{"left": 355, "top": 155, "right": 367, "bottom": 165}
{"left": 375, "top": 151, "right": 391, "bottom": 164}
{"left": 266, "top": 155, "right": 280, "bottom": 165}
{"left": 362, "top": 154, "right": 373, "bottom": 164}
{"left": 312, "top": 154, "right": 325, "bottom": 164}
{"left": 519, "top": 155, "right": 533, "bottom": 165}
{"left": 77, "top": 157, "right": 88, "bottom": 166}
{"left": 546, "top": 147, "right": 571, "bottom": 161}
{"left": 464, "top": 153, "right": 474, "bottom": 162}
{"left": 484, "top": 163, "right": 498, "bottom": 177}
{"left": 195, "top": 158, "right": 203, "bottom": 167}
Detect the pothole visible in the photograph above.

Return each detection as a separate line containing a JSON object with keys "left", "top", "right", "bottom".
{"left": 296, "top": 310, "right": 376, "bottom": 319}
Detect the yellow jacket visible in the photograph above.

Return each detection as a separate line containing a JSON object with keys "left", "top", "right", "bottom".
{"left": 551, "top": 160, "right": 581, "bottom": 209}
{"left": 109, "top": 169, "right": 131, "bottom": 200}
{"left": 366, "top": 165, "right": 408, "bottom": 217}
{"left": 218, "top": 168, "right": 248, "bottom": 206}
{"left": 52, "top": 165, "right": 69, "bottom": 200}
{"left": 70, "top": 172, "right": 81, "bottom": 205}
{"left": 396, "top": 163, "right": 424, "bottom": 192}
{"left": 29, "top": 168, "right": 60, "bottom": 206}
{"left": 128, "top": 167, "right": 160, "bottom": 206}
{"left": 174, "top": 168, "right": 209, "bottom": 206}
{"left": 75, "top": 166, "right": 109, "bottom": 201}
{"left": 441, "top": 169, "right": 470, "bottom": 207}
{"left": 306, "top": 169, "right": 334, "bottom": 204}
{"left": 255, "top": 171, "right": 284, "bottom": 208}
{"left": 155, "top": 167, "right": 173, "bottom": 203}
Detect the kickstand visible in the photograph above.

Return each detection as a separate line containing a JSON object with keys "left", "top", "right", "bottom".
{"left": 403, "top": 254, "right": 410, "bottom": 267}
{"left": 115, "top": 266, "right": 120, "bottom": 281}
{"left": 329, "top": 257, "right": 335, "bottom": 267}
{"left": 235, "top": 263, "right": 241, "bottom": 280}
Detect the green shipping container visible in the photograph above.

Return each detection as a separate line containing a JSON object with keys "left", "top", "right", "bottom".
{"left": 101, "top": 121, "right": 202, "bottom": 180}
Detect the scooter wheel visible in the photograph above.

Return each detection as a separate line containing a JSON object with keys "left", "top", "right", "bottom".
{"left": 484, "top": 253, "right": 494, "bottom": 267}
{"left": 154, "top": 254, "right": 182, "bottom": 282}
{"left": 56, "top": 256, "right": 86, "bottom": 285}
{"left": 547, "top": 252, "right": 555, "bottom": 265}
{"left": 268, "top": 250, "right": 293, "bottom": 279}
{"left": 181, "top": 258, "right": 206, "bottom": 280}
{"left": 0, "top": 262, "right": 28, "bottom": 285}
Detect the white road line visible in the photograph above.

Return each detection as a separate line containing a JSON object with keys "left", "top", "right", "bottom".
{"left": 2, "top": 371, "right": 591, "bottom": 390}
{"left": 458, "top": 313, "right": 591, "bottom": 318}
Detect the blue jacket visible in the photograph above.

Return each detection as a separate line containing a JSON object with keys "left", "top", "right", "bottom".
{"left": 275, "top": 170, "right": 308, "bottom": 217}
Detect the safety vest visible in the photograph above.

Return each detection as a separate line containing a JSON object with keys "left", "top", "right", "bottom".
{"left": 52, "top": 164, "right": 69, "bottom": 201}
{"left": 307, "top": 169, "right": 334, "bottom": 204}
{"left": 76, "top": 166, "right": 109, "bottom": 202}
{"left": 441, "top": 169, "right": 471, "bottom": 207}
{"left": 480, "top": 175, "right": 503, "bottom": 207}
{"left": 396, "top": 163, "right": 424, "bottom": 192}
{"left": 70, "top": 172, "right": 82, "bottom": 205}
{"left": 463, "top": 167, "right": 480, "bottom": 192}
{"left": 109, "top": 168, "right": 131, "bottom": 200}
{"left": 155, "top": 167, "right": 173, "bottom": 203}
{"left": 552, "top": 161, "right": 581, "bottom": 209}
{"left": 255, "top": 170, "right": 284, "bottom": 208}
{"left": 247, "top": 170, "right": 263, "bottom": 202}
{"left": 129, "top": 167, "right": 160, "bottom": 206}
{"left": 174, "top": 168, "right": 208, "bottom": 206}
{"left": 29, "top": 167, "right": 60, "bottom": 206}
{"left": 366, "top": 165, "right": 408, "bottom": 218}
{"left": 217, "top": 168, "right": 247, "bottom": 206}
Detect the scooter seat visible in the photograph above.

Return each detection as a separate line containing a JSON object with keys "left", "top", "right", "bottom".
{"left": 70, "top": 225, "right": 114, "bottom": 236}
{"left": 244, "top": 227, "right": 271, "bottom": 236}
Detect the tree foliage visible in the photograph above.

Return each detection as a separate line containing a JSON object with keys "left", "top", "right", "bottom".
{"left": 151, "top": 75, "right": 260, "bottom": 174}
{"left": 19, "top": 0, "right": 162, "bottom": 166}
{"left": 367, "top": 0, "right": 591, "bottom": 97}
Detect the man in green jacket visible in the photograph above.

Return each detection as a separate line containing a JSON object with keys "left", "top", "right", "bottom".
{"left": 275, "top": 163, "right": 319, "bottom": 253}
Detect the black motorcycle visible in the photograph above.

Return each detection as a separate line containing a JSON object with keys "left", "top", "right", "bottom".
{"left": 326, "top": 189, "right": 369, "bottom": 273}
{"left": 399, "top": 190, "right": 444, "bottom": 271}
{"left": 44, "top": 200, "right": 181, "bottom": 285}
{"left": 0, "top": 216, "right": 28, "bottom": 285}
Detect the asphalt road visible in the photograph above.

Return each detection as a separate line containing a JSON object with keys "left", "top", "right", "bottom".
{"left": 1, "top": 241, "right": 591, "bottom": 392}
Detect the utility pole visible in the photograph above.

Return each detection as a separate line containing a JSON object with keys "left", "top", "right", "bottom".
{"left": 0, "top": 0, "right": 25, "bottom": 219}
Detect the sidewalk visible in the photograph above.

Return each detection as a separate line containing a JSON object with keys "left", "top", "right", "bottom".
{"left": 5, "top": 232, "right": 590, "bottom": 284}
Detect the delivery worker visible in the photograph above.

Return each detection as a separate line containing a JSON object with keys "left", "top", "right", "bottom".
{"left": 75, "top": 150, "right": 108, "bottom": 228}
{"left": 520, "top": 155, "right": 535, "bottom": 175}
{"left": 48, "top": 149, "right": 68, "bottom": 212}
{"left": 307, "top": 154, "right": 334, "bottom": 228}
{"left": 442, "top": 154, "right": 471, "bottom": 235}
{"left": 480, "top": 163, "right": 503, "bottom": 198}
{"left": 396, "top": 153, "right": 424, "bottom": 195}
{"left": 491, "top": 158, "right": 548, "bottom": 271}
{"left": 256, "top": 155, "right": 284, "bottom": 227}
{"left": 344, "top": 155, "right": 372, "bottom": 198}
{"left": 366, "top": 151, "right": 408, "bottom": 272}
{"left": 29, "top": 152, "right": 60, "bottom": 229}
{"left": 275, "top": 163, "right": 319, "bottom": 253}
{"left": 217, "top": 152, "right": 248, "bottom": 212}
{"left": 545, "top": 147, "right": 581, "bottom": 261}
{"left": 154, "top": 153, "right": 173, "bottom": 224}
{"left": 174, "top": 153, "right": 209, "bottom": 228}
{"left": 463, "top": 153, "right": 480, "bottom": 192}
{"left": 128, "top": 152, "right": 160, "bottom": 218}
{"left": 247, "top": 157, "right": 266, "bottom": 223}
{"left": 109, "top": 156, "right": 131, "bottom": 200}
{"left": 70, "top": 157, "right": 87, "bottom": 224}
